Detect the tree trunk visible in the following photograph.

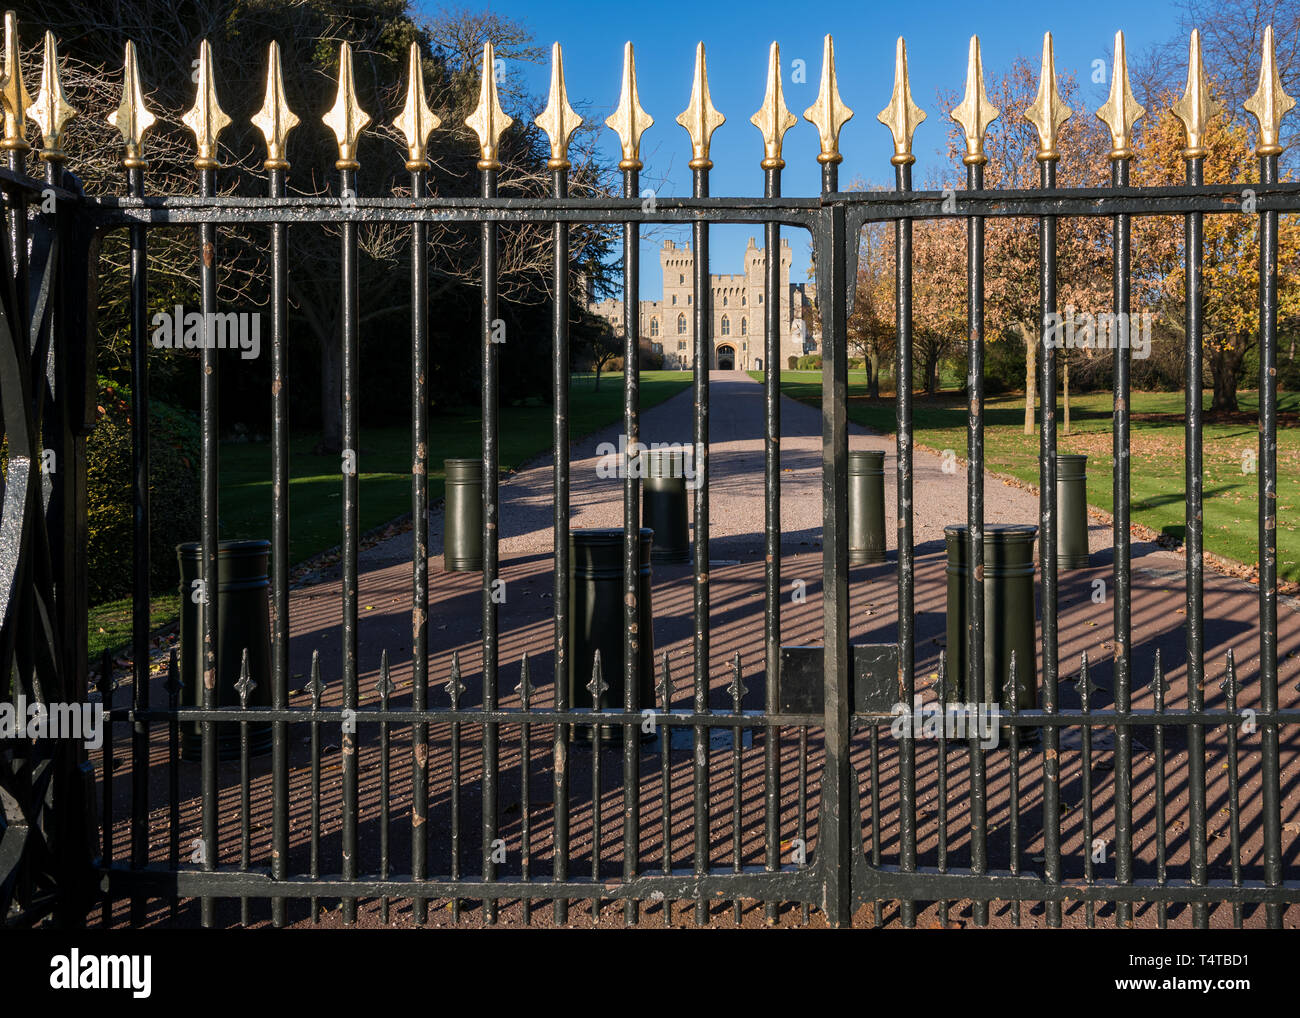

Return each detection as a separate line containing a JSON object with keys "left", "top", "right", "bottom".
{"left": 868, "top": 350, "right": 880, "bottom": 399}
{"left": 1209, "top": 349, "right": 1241, "bottom": 413}
{"left": 1023, "top": 325, "right": 1035, "bottom": 435}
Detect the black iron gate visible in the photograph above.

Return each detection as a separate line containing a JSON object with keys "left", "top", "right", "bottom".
{"left": 1, "top": 18, "right": 1298, "bottom": 928}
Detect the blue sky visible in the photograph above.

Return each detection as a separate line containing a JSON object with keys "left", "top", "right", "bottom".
{"left": 428, "top": 0, "right": 1187, "bottom": 297}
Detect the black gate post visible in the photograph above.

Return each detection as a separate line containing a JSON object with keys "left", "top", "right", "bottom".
{"left": 813, "top": 196, "right": 853, "bottom": 927}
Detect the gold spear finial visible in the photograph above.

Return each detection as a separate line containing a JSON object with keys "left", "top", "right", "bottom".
{"left": 605, "top": 41, "right": 652, "bottom": 171}
{"left": 1025, "top": 32, "right": 1071, "bottom": 161}
{"left": 877, "top": 36, "right": 926, "bottom": 166}
{"left": 394, "top": 40, "right": 439, "bottom": 171}
{"left": 251, "top": 41, "right": 299, "bottom": 171}
{"left": 803, "top": 35, "right": 853, "bottom": 165}
{"left": 751, "top": 41, "right": 796, "bottom": 170}
{"left": 1096, "top": 30, "right": 1144, "bottom": 160}
{"left": 1244, "top": 25, "right": 1295, "bottom": 157}
{"left": 322, "top": 41, "right": 371, "bottom": 170}
{"left": 465, "top": 40, "right": 512, "bottom": 171}
{"left": 107, "top": 40, "right": 155, "bottom": 168}
{"left": 535, "top": 41, "right": 579, "bottom": 170}
{"left": 676, "top": 42, "right": 725, "bottom": 171}
{"left": 182, "top": 40, "right": 230, "bottom": 170}
{"left": 28, "top": 31, "right": 76, "bottom": 162}
{"left": 1172, "top": 30, "right": 1220, "bottom": 159}
{"left": 951, "top": 35, "right": 998, "bottom": 165}
{"left": 1, "top": 12, "right": 31, "bottom": 152}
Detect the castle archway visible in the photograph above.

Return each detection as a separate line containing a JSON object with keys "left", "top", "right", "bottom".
{"left": 716, "top": 344, "right": 735, "bottom": 370}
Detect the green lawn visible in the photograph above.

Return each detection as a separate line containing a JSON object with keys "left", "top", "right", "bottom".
{"left": 88, "top": 371, "right": 693, "bottom": 659}
{"left": 757, "top": 370, "right": 1300, "bottom": 582}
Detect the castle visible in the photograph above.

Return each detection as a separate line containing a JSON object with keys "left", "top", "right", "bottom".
{"left": 588, "top": 237, "right": 818, "bottom": 371}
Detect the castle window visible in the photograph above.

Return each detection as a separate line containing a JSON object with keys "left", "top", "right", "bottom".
{"left": 740, "top": 318, "right": 748, "bottom": 336}
{"left": 688, "top": 295, "right": 692, "bottom": 305}
{"left": 758, "top": 294, "right": 763, "bottom": 304}
{"left": 721, "top": 315, "right": 730, "bottom": 336}
{"left": 722, "top": 295, "right": 728, "bottom": 307}
{"left": 677, "top": 313, "right": 687, "bottom": 334}
{"left": 678, "top": 340, "right": 686, "bottom": 351}
{"left": 679, "top": 274, "right": 684, "bottom": 284}
{"left": 742, "top": 294, "right": 747, "bottom": 305}
{"left": 671, "top": 295, "right": 677, "bottom": 305}
{"left": 650, "top": 318, "right": 659, "bottom": 337}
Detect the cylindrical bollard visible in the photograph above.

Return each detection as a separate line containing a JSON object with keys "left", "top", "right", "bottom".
{"left": 443, "top": 457, "right": 483, "bottom": 571}
{"left": 1056, "top": 454, "right": 1090, "bottom": 569}
{"left": 642, "top": 446, "right": 691, "bottom": 564}
{"left": 944, "top": 524, "right": 1038, "bottom": 717}
{"left": 177, "top": 539, "right": 274, "bottom": 760}
{"left": 568, "top": 528, "right": 655, "bottom": 741}
{"left": 848, "top": 449, "right": 887, "bottom": 564}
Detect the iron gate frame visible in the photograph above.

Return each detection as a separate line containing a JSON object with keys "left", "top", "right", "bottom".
{"left": 0, "top": 22, "right": 1297, "bottom": 928}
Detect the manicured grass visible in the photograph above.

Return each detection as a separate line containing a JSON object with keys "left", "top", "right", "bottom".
{"left": 761, "top": 370, "right": 1300, "bottom": 581}
{"left": 88, "top": 371, "right": 693, "bottom": 659}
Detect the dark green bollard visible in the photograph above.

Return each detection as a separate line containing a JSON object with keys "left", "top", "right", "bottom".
{"left": 569, "top": 528, "right": 655, "bottom": 741}
{"left": 848, "top": 449, "right": 887, "bottom": 564}
{"left": 443, "top": 457, "right": 483, "bottom": 571}
{"left": 944, "top": 524, "right": 1038, "bottom": 716}
{"left": 177, "top": 540, "right": 273, "bottom": 760}
{"left": 1056, "top": 454, "right": 1090, "bottom": 569}
{"left": 642, "top": 446, "right": 691, "bottom": 564}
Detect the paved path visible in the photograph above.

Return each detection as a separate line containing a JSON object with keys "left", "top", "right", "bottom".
{"left": 281, "top": 370, "right": 1296, "bottom": 713}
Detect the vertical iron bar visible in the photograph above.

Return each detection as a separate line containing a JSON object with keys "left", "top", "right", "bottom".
{"left": 551, "top": 163, "right": 571, "bottom": 927}
{"left": 518, "top": 654, "right": 532, "bottom": 925}
{"left": 1224, "top": 650, "right": 1243, "bottom": 929}
{"left": 730, "top": 652, "right": 743, "bottom": 923}
{"left": 198, "top": 165, "right": 219, "bottom": 929}
{"left": 479, "top": 166, "right": 500, "bottom": 925}
{"left": 893, "top": 159, "right": 917, "bottom": 928}
{"left": 762, "top": 164, "right": 782, "bottom": 926}
{"left": 409, "top": 165, "right": 430, "bottom": 927}
{"left": 1038, "top": 155, "right": 1063, "bottom": 929}
{"left": 238, "top": 650, "right": 251, "bottom": 927}
{"left": 966, "top": 157, "right": 989, "bottom": 930}
{"left": 379, "top": 651, "right": 391, "bottom": 925}
{"left": 621, "top": 164, "right": 641, "bottom": 928}
{"left": 1257, "top": 150, "right": 1283, "bottom": 929}
{"left": 1183, "top": 155, "right": 1208, "bottom": 929}
{"left": 658, "top": 652, "right": 672, "bottom": 926}
{"left": 268, "top": 162, "right": 290, "bottom": 930}
{"left": 1110, "top": 157, "right": 1134, "bottom": 928}
{"left": 1007, "top": 652, "right": 1021, "bottom": 927}
{"left": 691, "top": 164, "right": 712, "bottom": 927}
{"left": 309, "top": 651, "right": 321, "bottom": 923}
{"left": 339, "top": 163, "right": 360, "bottom": 926}
{"left": 1079, "top": 652, "right": 1095, "bottom": 928}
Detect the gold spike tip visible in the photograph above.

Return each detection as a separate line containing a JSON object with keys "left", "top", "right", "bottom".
{"left": 322, "top": 41, "right": 372, "bottom": 171}
{"left": 182, "top": 40, "right": 231, "bottom": 170}
{"left": 877, "top": 37, "right": 926, "bottom": 166}
{"left": 535, "top": 41, "right": 580, "bottom": 170}
{"left": 27, "top": 31, "right": 76, "bottom": 162}
{"left": 1096, "top": 31, "right": 1145, "bottom": 160}
{"left": 1025, "top": 32, "right": 1071, "bottom": 162}
{"left": 1, "top": 11, "right": 30, "bottom": 152}
{"left": 395, "top": 41, "right": 440, "bottom": 172}
{"left": 676, "top": 42, "right": 725, "bottom": 171}
{"left": 1244, "top": 25, "right": 1295, "bottom": 158}
{"left": 803, "top": 35, "right": 853, "bottom": 165}
{"left": 107, "top": 40, "right": 155, "bottom": 168}
{"left": 1172, "top": 30, "right": 1220, "bottom": 159}
{"left": 605, "top": 42, "right": 653, "bottom": 171}
{"left": 465, "top": 41, "right": 513, "bottom": 171}
{"left": 951, "top": 36, "right": 999, "bottom": 166}
{"left": 751, "top": 41, "right": 796, "bottom": 170}
{"left": 251, "top": 41, "right": 299, "bottom": 171}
